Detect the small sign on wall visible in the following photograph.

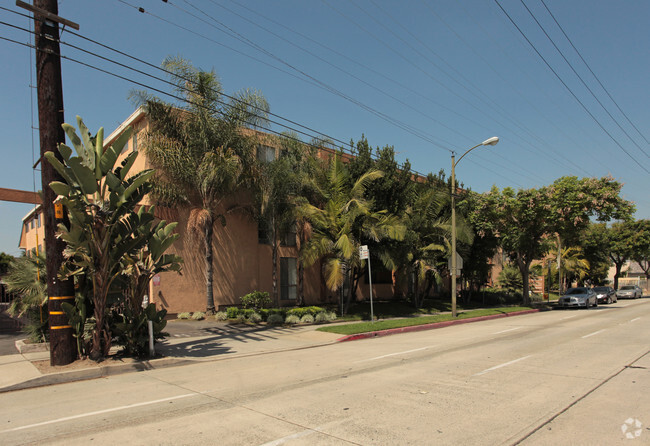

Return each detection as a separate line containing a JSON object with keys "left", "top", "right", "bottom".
{"left": 152, "top": 274, "right": 161, "bottom": 286}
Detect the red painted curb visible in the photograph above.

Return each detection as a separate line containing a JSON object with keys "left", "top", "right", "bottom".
{"left": 336, "top": 309, "right": 540, "bottom": 342}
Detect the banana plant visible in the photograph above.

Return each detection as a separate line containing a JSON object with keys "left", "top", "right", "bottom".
{"left": 44, "top": 116, "right": 158, "bottom": 360}
{"left": 120, "top": 205, "right": 183, "bottom": 318}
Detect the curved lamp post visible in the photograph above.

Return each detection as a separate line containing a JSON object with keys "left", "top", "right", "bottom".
{"left": 450, "top": 136, "right": 499, "bottom": 317}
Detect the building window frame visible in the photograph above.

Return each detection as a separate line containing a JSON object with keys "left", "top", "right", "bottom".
{"left": 280, "top": 257, "right": 297, "bottom": 300}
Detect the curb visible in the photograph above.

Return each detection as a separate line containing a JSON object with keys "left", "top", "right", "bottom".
{"left": 336, "top": 309, "right": 540, "bottom": 342}
{"left": 0, "top": 356, "right": 197, "bottom": 393}
{"left": 15, "top": 339, "right": 49, "bottom": 354}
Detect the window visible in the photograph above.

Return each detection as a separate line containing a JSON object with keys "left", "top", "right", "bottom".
{"left": 37, "top": 213, "right": 41, "bottom": 228}
{"left": 30, "top": 218, "right": 34, "bottom": 229}
{"left": 37, "top": 244, "right": 42, "bottom": 255}
{"left": 280, "top": 224, "right": 297, "bottom": 247}
{"left": 132, "top": 132, "right": 138, "bottom": 152}
{"left": 258, "top": 220, "right": 272, "bottom": 244}
{"left": 25, "top": 222, "right": 29, "bottom": 233}
{"left": 257, "top": 145, "right": 276, "bottom": 163}
{"left": 280, "top": 257, "right": 297, "bottom": 300}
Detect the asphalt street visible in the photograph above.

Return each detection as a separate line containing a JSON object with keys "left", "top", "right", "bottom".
{"left": 0, "top": 298, "right": 648, "bottom": 445}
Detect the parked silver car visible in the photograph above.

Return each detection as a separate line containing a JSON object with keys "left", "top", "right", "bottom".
{"left": 593, "top": 286, "right": 617, "bottom": 304}
{"left": 557, "top": 287, "right": 597, "bottom": 309}
{"left": 617, "top": 285, "right": 643, "bottom": 299}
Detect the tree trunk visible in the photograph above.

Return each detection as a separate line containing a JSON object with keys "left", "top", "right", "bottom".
{"left": 517, "top": 255, "right": 531, "bottom": 306}
{"left": 613, "top": 261, "right": 624, "bottom": 290}
{"left": 272, "top": 221, "right": 278, "bottom": 307}
{"left": 205, "top": 217, "right": 215, "bottom": 314}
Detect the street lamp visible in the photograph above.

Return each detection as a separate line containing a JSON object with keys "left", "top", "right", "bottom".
{"left": 450, "top": 136, "right": 499, "bottom": 317}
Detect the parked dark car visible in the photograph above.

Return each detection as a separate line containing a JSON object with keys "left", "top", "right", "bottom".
{"left": 593, "top": 286, "right": 617, "bottom": 304}
{"left": 557, "top": 287, "right": 597, "bottom": 309}
{"left": 617, "top": 285, "right": 643, "bottom": 299}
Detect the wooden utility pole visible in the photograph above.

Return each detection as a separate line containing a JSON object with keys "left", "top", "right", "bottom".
{"left": 25, "top": 0, "right": 79, "bottom": 365}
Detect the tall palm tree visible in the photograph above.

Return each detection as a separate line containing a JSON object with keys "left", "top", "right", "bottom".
{"left": 298, "top": 153, "right": 405, "bottom": 314}
{"left": 137, "top": 56, "right": 269, "bottom": 313}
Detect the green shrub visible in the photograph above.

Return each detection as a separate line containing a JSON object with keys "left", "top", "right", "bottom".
{"left": 240, "top": 291, "right": 272, "bottom": 310}
{"left": 286, "top": 306, "right": 325, "bottom": 318}
{"left": 214, "top": 311, "right": 228, "bottom": 321}
{"left": 285, "top": 314, "right": 300, "bottom": 325}
{"left": 315, "top": 312, "right": 330, "bottom": 323}
{"left": 300, "top": 314, "right": 314, "bottom": 324}
{"left": 328, "top": 311, "right": 337, "bottom": 321}
{"left": 226, "top": 307, "right": 240, "bottom": 319}
{"left": 267, "top": 314, "right": 284, "bottom": 325}
{"left": 113, "top": 304, "right": 167, "bottom": 358}
{"left": 177, "top": 312, "right": 191, "bottom": 320}
{"left": 248, "top": 312, "right": 262, "bottom": 323}
{"left": 191, "top": 311, "right": 205, "bottom": 320}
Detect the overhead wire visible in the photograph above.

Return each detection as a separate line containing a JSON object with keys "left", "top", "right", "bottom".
{"left": 349, "top": 0, "right": 549, "bottom": 183}
{"left": 0, "top": 4, "right": 564, "bottom": 189}
{"left": 538, "top": 0, "right": 650, "bottom": 147}
{"left": 165, "top": 0, "right": 449, "bottom": 151}
{"left": 1, "top": 19, "right": 443, "bottom": 181}
{"left": 206, "top": 0, "right": 471, "bottom": 152}
{"left": 419, "top": 0, "right": 594, "bottom": 176}
{"left": 519, "top": 0, "right": 649, "bottom": 159}
{"left": 493, "top": 0, "right": 649, "bottom": 174}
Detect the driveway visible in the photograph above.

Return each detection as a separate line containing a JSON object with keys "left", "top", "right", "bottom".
{"left": 0, "top": 306, "right": 23, "bottom": 356}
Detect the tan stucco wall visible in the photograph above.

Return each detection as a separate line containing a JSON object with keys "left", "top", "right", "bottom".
{"left": 149, "top": 205, "right": 322, "bottom": 313}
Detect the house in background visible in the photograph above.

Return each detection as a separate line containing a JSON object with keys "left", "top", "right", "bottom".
{"left": 18, "top": 205, "right": 44, "bottom": 258}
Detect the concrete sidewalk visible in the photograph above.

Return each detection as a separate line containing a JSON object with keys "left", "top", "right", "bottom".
{"left": 0, "top": 322, "right": 342, "bottom": 393}
{"left": 0, "top": 309, "right": 542, "bottom": 393}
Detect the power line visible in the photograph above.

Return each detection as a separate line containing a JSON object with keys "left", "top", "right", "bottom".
{"left": 538, "top": 0, "right": 650, "bottom": 147}
{"left": 165, "top": 0, "right": 449, "bottom": 151}
{"left": 519, "top": 0, "right": 649, "bottom": 158}
{"left": 1, "top": 27, "right": 438, "bottom": 182}
{"left": 493, "top": 0, "right": 649, "bottom": 174}
{"left": 0, "top": 5, "right": 545, "bottom": 188}
{"left": 420, "top": 0, "right": 595, "bottom": 176}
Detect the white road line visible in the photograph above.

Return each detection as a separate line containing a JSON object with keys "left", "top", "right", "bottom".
{"left": 630, "top": 317, "right": 641, "bottom": 322}
{"left": 474, "top": 355, "right": 532, "bottom": 376}
{"left": 582, "top": 329, "right": 606, "bottom": 339}
{"left": 494, "top": 327, "right": 522, "bottom": 334}
{"left": 356, "top": 347, "right": 430, "bottom": 362}
{"left": 560, "top": 315, "right": 577, "bottom": 320}
{"left": 259, "top": 428, "right": 317, "bottom": 446}
{"left": 0, "top": 393, "right": 197, "bottom": 434}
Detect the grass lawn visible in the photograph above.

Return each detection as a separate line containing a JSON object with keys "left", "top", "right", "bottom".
{"left": 316, "top": 306, "right": 533, "bottom": 336}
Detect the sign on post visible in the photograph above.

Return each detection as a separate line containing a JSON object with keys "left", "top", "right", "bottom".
{"left": 448, "top": 252, "right": 463, "bottom": 276}
{"left": 359, "top": 245, "right": 374, "bottom": 322}
{"left": 359, "top": 245, "right": 369, "bottom": 260}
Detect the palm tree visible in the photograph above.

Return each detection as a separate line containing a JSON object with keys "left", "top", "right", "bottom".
{"left": 137, "top": 56, "right": 269, "bottom": 313}
{"left": 4, "top": 253, "right": 48, "bottom": 342}
{"left": 298, "top": 153, "right": 405, "bottom": 314}
{"left": 388, "top": 187, "right": 462, "bottom": 307}
{"left": 548, "top": 246, "right": 590, "bottom": 289}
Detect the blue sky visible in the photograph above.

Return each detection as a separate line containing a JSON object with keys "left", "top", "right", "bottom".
{"left": 1, "top": 0, "right": 649, "bottom": 256}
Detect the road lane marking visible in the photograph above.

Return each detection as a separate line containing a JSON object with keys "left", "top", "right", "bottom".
{"left": 0, "top": 393, "right": 197, "bottom": 433}
{"left": 560, "top": 315, "right": 577, "bottom": 320}
{"left": 630, "top": 317, "right": 641, "bottom": 322}
{"left": 474, "top": 355, "right": 532, "bottom": 376}
{"left": 494, "top": 327, "right": 522, "bottom": 334}
{"left": 582, "top": 329, "right": 606, "bottom": 339}
{"left": 260, "top": 429, "right": 317, "bottom": 445}
{"left": 356, "top": 347, "right": 430, "bottom": 362}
